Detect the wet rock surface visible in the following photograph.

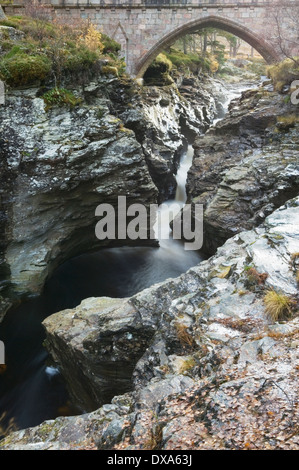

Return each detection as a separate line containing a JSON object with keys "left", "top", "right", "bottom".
{"left": 105, "top": 75, "right": 219, "bottom": 202}
{"left": 0, "top": 86, "right": 158, "bottom": 298}
{"left": 2, "top": 198, "right": 298, "bottom": 450}
{"left": 0, "top": 74, "right": 221, "bottom": 303}
{"left": 1, "top": 63, "right": 298, "bottom": 450}
{"left": 187, "top": 88, "right": 299, "bottom": 254}
{"left": 41, "top": 297, "right": 156, "bottom": 412}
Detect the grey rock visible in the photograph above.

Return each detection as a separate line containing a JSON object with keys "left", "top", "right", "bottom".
{"left": 42, "top": 297, "right": 156, "bottom": 412}
{"left": 1, "top": 198, "right": 298, "bottom": 450}
{"left": 0, "top": 7, "right": 6, "bottom": 20}
{"left": 0, "top": 86, "right": 158, "bottom": 299}
{"left": 0, "top": 26, "right": 24, "bottom": 41}
{"left": 186, "top": 88, "right": 299, "bottom": 254}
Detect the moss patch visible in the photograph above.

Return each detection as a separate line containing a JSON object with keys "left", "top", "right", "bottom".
{"left": 0, "top": 53, "right": 51, "bottom": 86}
{"left": 0, "top": 15, "right": 123, "bottom": 88}
{"left": 42, "top": 87, "right": 82, "bottom": 110}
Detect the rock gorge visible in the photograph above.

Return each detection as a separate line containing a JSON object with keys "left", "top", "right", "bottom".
{"left": 186, "top": 87, "right": 299, "bottom": 254}
{"left": 0, "top": 73, "right": 219, "bottom": 307}
{"left": 1, "top": 196, "right": 298, "bottom": 450}
{"left": 0, "top": 59, "right": 298, "bottom": 450}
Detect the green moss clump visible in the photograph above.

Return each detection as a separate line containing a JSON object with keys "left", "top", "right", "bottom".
{"left": 143, "top": 53, "right": 174, "bottom": 86}
{"left": 101, "top": 33, "right": 121, "bottom": 55}
{"left": 62, "top": 44, "right": 100, "bottom": 74}
{"left": 0, "top": 15, "right": 125, "bottom": 88}
{"left": 101, "top": 65, "right": 119, "bottom": 76}
{"left": 0, "top": 53, "right": 51, "bottom": 86}
{"left": 0, "top": 15, "right": 23, "bottom": 29}
{"left": 42, "top": 87, "right": 82, "bottom": 109}
{"left": 267, "top": 58, "right": 299, "bottom": 92}
{"left": 166, "top": 48, "right": 209, "bottom": 73}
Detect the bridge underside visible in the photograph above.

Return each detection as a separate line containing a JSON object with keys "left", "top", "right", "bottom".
{"left": 134, "top": 15, "right": 281, "bottom": 78}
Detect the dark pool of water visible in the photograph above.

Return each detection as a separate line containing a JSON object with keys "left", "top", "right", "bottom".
{"left": 0, "top": 238, "right": 205, "bottom": 433}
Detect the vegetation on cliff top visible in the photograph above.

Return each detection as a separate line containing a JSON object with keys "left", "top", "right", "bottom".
{"left": 0, "top": 13, "right": 123, "bottom": 89}
{"left": 267, "top": 58, "right": 299, "bottom": 92}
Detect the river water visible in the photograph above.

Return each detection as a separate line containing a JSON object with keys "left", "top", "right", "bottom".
{"left": 0, "top": 80, "right": 256, "bottom": 434}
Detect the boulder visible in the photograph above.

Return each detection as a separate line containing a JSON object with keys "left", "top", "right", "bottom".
{"left": 42, "top": 297, "right": 156, "bottom": 412}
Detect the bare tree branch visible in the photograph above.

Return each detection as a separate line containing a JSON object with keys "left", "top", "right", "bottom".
{"left": 266, "top": 0, "right": 299, "bottom": 66}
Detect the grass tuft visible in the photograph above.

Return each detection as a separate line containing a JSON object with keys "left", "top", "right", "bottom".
{"left": 263, "top": 290, "right": 296, "bottom": 322}
{"left": 175, "top": 323, "right": 196, "bottom": 350}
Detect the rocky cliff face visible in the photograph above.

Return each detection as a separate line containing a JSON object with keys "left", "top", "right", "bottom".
{"left": 101, "top": 75, "right": 219, "bottom": 202}
{"left": 0, "top": 74, "right": 220, "bottom": 304}
{"left": 0, "top": 86, "right": 158, "bottom": 299}
{"left": 1, "top": 65, "right": 298, "bottom": 451}
{"left": 186, "top": 88, "right": 299, "bottom": 254}
{"left": 0, "top": 7, "right": 6, "bottom": 21}
{"left": 1, "top": 197, "right": 298, "bottom": 450}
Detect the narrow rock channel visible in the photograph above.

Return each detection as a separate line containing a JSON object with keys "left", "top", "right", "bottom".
{"left": 0, "top": 78, "right": 254, "bottom": 433}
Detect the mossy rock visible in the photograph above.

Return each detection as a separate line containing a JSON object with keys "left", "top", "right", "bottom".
{"left": 143, "top": 53, "right": 173, "bottom": 86}
{"left": 0, "top": 53, "right": 51, "bottom": 87}
{"left": 276, "top": 114, "right": 299, "bottom": 131}
{"left": 101, "top": 65, "right": 118, "bottom": 76}
{"left": 267, "top": 58, "right": 299, "bottom": 92}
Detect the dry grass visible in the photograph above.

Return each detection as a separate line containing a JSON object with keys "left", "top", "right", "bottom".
{"left": 263, "top": 290, "right": 296, "bottom": 322}
{"left": 175, "top": 323, "right": 196, "bottom": 350}
{"left": 143, "top": 425, "right": 163, "bottom": 450}
{"left": 246, "top": 268, "right": 268, "bottom": 285}
{"left": 276, "top": 114, "right": 299, "bottom": 131}
{"left": 179, "top": 357, "right": 196, "bottom": 374}
{"left": 0, "top": 413, "right": 17, "bottom": 439}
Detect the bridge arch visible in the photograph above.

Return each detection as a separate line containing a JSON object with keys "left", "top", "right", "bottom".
{"left": 134, "top": 15, "right": 281, "bottom": 78}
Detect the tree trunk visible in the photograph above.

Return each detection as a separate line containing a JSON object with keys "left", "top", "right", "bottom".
{"left": 230, "top": 43, "right": 233, "bottom": 58}
{"left": 183, "top": 37, "right": 187, "bottom": 55}
{"left": 203, "top": 33, "right": 208, "bottom": 56}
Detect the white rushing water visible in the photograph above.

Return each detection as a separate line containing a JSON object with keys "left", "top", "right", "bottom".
{"left": 154, "top": 145, "right": 193, "bottom": 240}
{"left": 152, "top": 80, "right": 259, "bottom": 270}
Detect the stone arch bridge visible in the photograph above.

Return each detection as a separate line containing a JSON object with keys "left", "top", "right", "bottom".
{"left": 5, "top": 1, "right": 299, "bottom": 76}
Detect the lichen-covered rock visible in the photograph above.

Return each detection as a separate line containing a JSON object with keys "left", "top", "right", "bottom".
{"left": 42, "top": 297, "right": 156, "bottom": 412}
{"left": 186, "top": 88, "right": 299, "bottom": 254}
{"left": 2, "top": 198, "right": 297, "bottom": 450}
